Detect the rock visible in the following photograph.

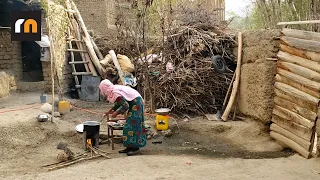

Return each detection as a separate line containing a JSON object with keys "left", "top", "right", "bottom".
{"left": 183, "top": 118, "right": 189, "bottom": 122}
{"left": 0, "top": 72, "right": 9, "bottom": 98}
{"left": 53, "top": 112, "right": 61, "bottom": 117}
{"left": 40, "top": 103, "right": 52, "bottom": 113}
{"left": 162, "top": 129, "right": 173, "bottom": 137}
{"left": 57, "top": 151, "right": 68, "bottom": 162}
{"left": 152, "top": 132, "right": 160, "bottom": 139}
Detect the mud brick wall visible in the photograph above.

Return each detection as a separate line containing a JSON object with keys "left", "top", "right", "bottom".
{"left": 0, "top": 29, "right": 23, "bottom": 86}
{"left": 237, "top": 29, "right": 280, "bottom": 124}
{"left": 74, "top": 0, "right": 110, "bottom": 35}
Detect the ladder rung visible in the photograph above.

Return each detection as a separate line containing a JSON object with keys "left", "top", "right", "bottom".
{"left": 72, "top": 72, "right": 92, "bottom": 76}
{"left": 69, "top": 61, "right": 89, "bottom": 64}
{"left": 67, "top": 49, "right": 87, "bottom": 52}
{"left": 67, "top": 39, "right": 83, "bottom": 42}
{"left": 75, "top": 85, "right": 81, "bottom": 88}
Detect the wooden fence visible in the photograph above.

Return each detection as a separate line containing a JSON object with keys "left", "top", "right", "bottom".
{"left": 271, "top": 28, "right": 320, "bottom": 158}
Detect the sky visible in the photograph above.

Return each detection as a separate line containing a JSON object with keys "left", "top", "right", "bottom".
{"left": 225, "top": 0, "right": 253, "bottom": 19}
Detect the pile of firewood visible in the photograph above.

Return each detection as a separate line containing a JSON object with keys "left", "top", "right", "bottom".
{"left": 138, "top": 7, "right": 237, "bottom": 115}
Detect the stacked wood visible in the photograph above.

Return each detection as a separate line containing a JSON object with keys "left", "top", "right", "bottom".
{"left": 271, "top": 28, "right": 320, "bottom": 158}
{"left": 137, "top": 24, "right": 238, "bottom": 115}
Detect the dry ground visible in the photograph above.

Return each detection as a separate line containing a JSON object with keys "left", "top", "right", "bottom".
{"left": 0, "top": 92, "right": 319, "bottom": 180}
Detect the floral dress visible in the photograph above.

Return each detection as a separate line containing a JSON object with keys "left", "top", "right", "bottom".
{"left": 113, "top": 96, "right": 146, "bottom": 148}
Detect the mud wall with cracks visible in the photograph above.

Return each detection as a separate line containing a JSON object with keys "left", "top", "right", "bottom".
{"left": 237, "top": 29, "right": 281, "bottom": 124}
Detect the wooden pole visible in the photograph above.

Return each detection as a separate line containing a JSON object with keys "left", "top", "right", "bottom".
{"left": 275, "top": 74, "right": 320, "bottom": 98}
{"left": 222, "top": 72, "right": 236, "bottom": 108}
{"left": 90, "top": 37, "right": 104, "bottom": 60}
{"left": 221, "top": 32, "right": 242, "bottom": 121}
{"left": 274, "top": 96, "right": 317, "bottom": 121}
{"left": 271, "top": 123, "right": 311, "bottom": 150}
{"left": 46, "top": 0, "right": 54, "bottom": 122}
{"left": 272, "top": 115, "right": 313, "bottom": 141}
{"left": 277, "top": 61, "right": 320, "bottom": 82}
{"left": 274, "top": 88, "right": 318, "bottom": 113}
{"left": 270, "top": 131, "right": 310, "bottom": 159}
{"left": 273, "top": 105, "right": 314, "bottom": 129}
{"left": 280, "top": 44, "right": 320, "bottom": 62}
{"left": 281, "top": 36, "right": 320, "bottom": 53}
{"left": 278, "top": 51, "right": 320, "bottom": 73}
{"left": 277, "top": 68, "right": 320, "bottom": 90}
{"left": 277, "top": 20, "right": 320, "bottom": 26}
{"left": 275, "top": 82, "right": 319, "bottom": 105}
{"left": 281, "top": 28, "right": 320, "bottom": 42}
{"left": 109, "top": 50, "right": 125, "bottom": 85}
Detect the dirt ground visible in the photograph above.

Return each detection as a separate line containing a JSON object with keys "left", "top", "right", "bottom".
{"left": 0, "top": 92, "right": 319, "bottom": 180}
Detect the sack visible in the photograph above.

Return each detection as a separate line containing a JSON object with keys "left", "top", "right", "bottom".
{"left": 117, "top": 54, "right": 135, "bottom": 73}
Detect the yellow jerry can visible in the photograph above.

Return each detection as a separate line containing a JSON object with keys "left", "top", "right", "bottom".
{"left": 58, "top": 101, "right": 70, "bottom": 114}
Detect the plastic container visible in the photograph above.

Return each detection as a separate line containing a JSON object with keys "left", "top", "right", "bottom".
{"left": 58, "top": 101, "right": 70, "bottom": 114}
{"left": 156, "top": 114, "right": 169, "bottom": 131}
{"left": 155, "top": 108, "right": 171, "bottom": 131}
{"left": 40, "top": 93, "right": 47, "bottom": 103}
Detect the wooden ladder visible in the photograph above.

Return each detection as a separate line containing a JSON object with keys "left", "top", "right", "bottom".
{"left": 66, "top": 1, "right": 99, "bottom": 98}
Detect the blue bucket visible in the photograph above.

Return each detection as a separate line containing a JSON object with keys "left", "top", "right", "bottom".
{"left": 40, "top": 94, "right": 47, "bottom": 103}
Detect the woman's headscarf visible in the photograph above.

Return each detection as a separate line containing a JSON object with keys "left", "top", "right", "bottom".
{"left": 99, "top": 79, "right": 142, "bottom": 103}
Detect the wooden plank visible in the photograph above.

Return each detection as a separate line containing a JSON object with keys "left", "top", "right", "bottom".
{"left": 270, "top": 131, "right": 310, "bottom": 159}
{"left": 281, "top": 28, "right": 320, "bottom": 42}
{"left": 281, "top": 36, "right": 320, "bottom": 53}
{"left": 271, "top": 123, "right": 311, "bottom": 150}
{"left": 67, "top": 49, "right": 87, "bottom": 52}
{"left": 275, "top": 82, "right": 319, "bottom": 105}
{"left": 277, "top": 61, "right": 320, "bottom": 82}
{"left": 277, "top": 68, "right": 320, "bottom": 90}
{"left": 69, "top": 61, "right": 89, "bottom": 64}
{"left": 90, "top": 37, "right": 104, "bottom": 60}
{"left": 109, "top": 50, "right": 125, "bottom": 84}
{"left": 277, "top": 20, "right": 320, "bottom": 26}
{"left": 274, "top": 96, "right": 317, "bottom": 121}
{"left": 72, "top": 72, "right": 93, "bottom": 76}
{"left": 278, "top": 51, "right": 320, "bottom": 73}
{"left": 274, "top": 88, "right": 317, "bottom": 113}
{"left": 221, "top": 32, "right": 242, "bottom": 121}
{"left": 280, "top": 44, "right": 320, "bottom": 62}
{"left": 272, "top": 115, "right": 312, "bottom": 141}
{"left": 275, "top": 74, "right": 320, "bottom": 98}
{"left": 273, "top": 105, "right": 314, "bottom": 129}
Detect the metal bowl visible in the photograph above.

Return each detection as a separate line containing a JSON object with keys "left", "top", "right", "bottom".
{"left": 155, "top": 108, "right": 171, "bottom": 114}
{"left": 37, "top": 114, "right": 49, "bottom": 122}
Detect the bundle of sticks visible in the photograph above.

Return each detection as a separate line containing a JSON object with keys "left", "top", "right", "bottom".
{"left": 138, "top": 8, "right": 236, "bottom": 115}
